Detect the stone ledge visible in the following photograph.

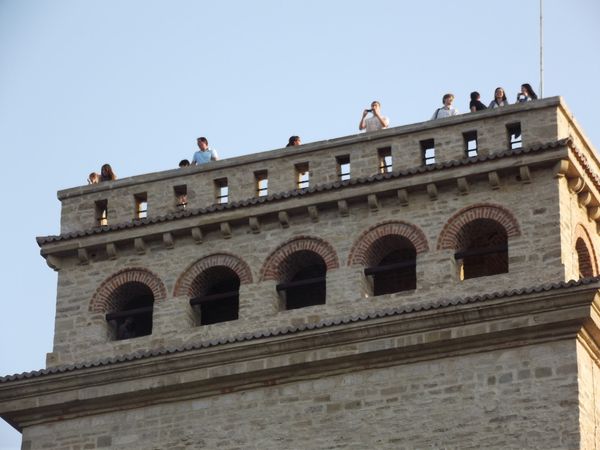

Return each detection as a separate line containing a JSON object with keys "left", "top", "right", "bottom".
{"left": 37, "top": 140, "right": 568, "bottom": 257}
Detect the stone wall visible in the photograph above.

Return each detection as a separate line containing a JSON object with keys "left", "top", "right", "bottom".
{"left": 23, "top": 339, "right": 582, "bottom": 450}
{"left": 47, "top": 161, "right": 566, "bottom": 366}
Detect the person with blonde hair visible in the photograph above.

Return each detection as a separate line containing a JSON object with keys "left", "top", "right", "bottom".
{"left": 87, "top": 172, "right": 99, "bottom": 184}
{"left": 432, "top": 93, "right": 459, "bottom": 119}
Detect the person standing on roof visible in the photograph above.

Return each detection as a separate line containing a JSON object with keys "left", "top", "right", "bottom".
{"left": 192, "top": 137, "right": 219, "bottom": 165}
{"left": 432, "top": 93, "right": 459, "bottom": 119}
{"left": 359, "top": 101, "right": 389, "bottom": 132}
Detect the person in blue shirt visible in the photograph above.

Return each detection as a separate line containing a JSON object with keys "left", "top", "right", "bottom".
{"left": 192, "top": 137, "right": 219, "bottom": 165}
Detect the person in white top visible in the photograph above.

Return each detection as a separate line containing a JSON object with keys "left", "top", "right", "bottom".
{"left": 431, "top": 93, "right": 459, "bottom": 119}
{"left": 359, "top": 101, "right": 389, "bottom": 132}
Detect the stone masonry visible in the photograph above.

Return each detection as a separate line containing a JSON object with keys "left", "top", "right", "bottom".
{"left": 1, "top": 97, "right": 600, "bottom": 449}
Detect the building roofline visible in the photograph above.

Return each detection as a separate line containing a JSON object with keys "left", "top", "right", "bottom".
{"left": 37, "top": 137, "right": 570, "bottom": 245}
{"left": 57, "top": 96, "right": 565, "bottom": 201}
{"left": 2, "top": 276, "right": 597, "bottom": 383}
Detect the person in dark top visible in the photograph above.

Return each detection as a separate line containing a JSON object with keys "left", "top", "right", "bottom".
{"left": 286, "top": 136, "right": 301, "bottom": 147}
{"left": 517, "top": 83, "right": 538, "bottom": 102}
{"left": 469, "top": 91, "right": 487, "bottom": 112}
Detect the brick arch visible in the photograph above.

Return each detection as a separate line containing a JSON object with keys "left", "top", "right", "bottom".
{"left": 574, "top": 223, "right": 598, "bottom": 277}
{"left": 348, "top": 221, "right": 429, "bottom": 266}
{"left": 173, "top": 253, "right": 253, "bottom": 297}
{"left": 260, "top": 236, "right": 339, "bottom": 281}
{"left": 89, "top": 267, "right": 167, "bottom": 313}
{"left": 437, "top": 203, "right": 521, "bottom": 250}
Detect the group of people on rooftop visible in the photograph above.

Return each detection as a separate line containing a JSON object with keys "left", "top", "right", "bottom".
{"left": 87, "top": 83, "right": 538, "bottom": 184}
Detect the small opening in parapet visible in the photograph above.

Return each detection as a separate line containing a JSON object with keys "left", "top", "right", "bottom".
{"left": 463, "top": 130, "right": 478, "bottom": 158}
{"left": 420, "top": 139, "right": 435, "bottom": 165}
{"left": 378, "top": 147, "right": 393, "bottom": 173}
{"left": 255, "top": 170, "right": 268, "bottom": 197}
{"left": 336, "top": 154, "right": 351, "bottom": 181}
{"left": 507, "top": 122, "right": 522, "bottom": 149}
{"left": 174, "top": 185, "right": 188, "bottom": 210}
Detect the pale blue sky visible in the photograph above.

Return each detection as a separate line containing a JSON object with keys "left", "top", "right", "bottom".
{"left": 1, "top": 0, "right": 599, "bottom": 446}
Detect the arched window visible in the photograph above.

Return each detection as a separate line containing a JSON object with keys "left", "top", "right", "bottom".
{"left": 454, "top": 219, "right": 508, "bottom": 280}
{"left": 576, "top": 238, "right": 594, "bottom": 278}
{"left": 276, "top": 250, "right": 326, "bottom": 310}
{"left": 364, "top": 236, "right": 417, "bottom": 295}
{"left": 105, "top": 282, "right": 154, "bottom": 340}
{"left": 189, "top": 266, "right": 240, "bottom": 325}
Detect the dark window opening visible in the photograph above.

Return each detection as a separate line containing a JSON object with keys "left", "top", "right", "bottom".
{"left": 189, "top": 267, "right": 240, "bottom": 325}
{"left": 296, "top": 163, "right": 310, "bottom": 189}
{"left": 336, "top": 155, "right": 351, "bottom": 181}
{"left": 378, "top": 147, "right": 393, "bottom": 173}
{"left": 95, "top": 199, "right": 108, "bottom": 226}
{"left": 507, "top": 122, "right": 522, "bottom": 149}
{"left": 576, "top": 238, "right": 594, "bottom": 278}
{"left": 463, "top": 131, "right": 478, "bottom": 158}
{"left": 215, "top": 178, "right": 228, "bottom": 204}
{"left": 174, "top": 185, "right": 188, "bottom": 210}
{"left": 105, "top": 282, "right": 154, "bottom": 340}
{"left": 255, "top": 170, "right": 268, "bottom": 197}
{"left": 455, "top": 219, "right": 508, "bottom": 280}
{"left": 276, "top": 250, "right": 326, "bottom": 310}
{"left": 134, "top": 193, "right": 148, "bottom": 219}
{"left": 364, "top": 236, "right": 416, "bottom": 296}
{"left": 421, "top": 139, "right": 436, "bottom": 165}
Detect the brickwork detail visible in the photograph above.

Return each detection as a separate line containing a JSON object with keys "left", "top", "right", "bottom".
{"left": 437, "top": 203, "right": 521, "bottom": 250}
{"left": 174, "top": 253, "right": 253, "bottom": 297}
{"left": 89, "top": 268, "right": 167, "bottom": 313}
{"left": 347, "top": 221, "right": 429, "bottom": 266}
{"left": 574, "top": 224, "right": 598, "bottom": 277}
{"left": 260, "top": 236, "right": 339, "bottom": 281}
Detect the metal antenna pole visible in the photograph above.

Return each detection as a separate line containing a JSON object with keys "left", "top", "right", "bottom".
{"left": 540, "top": 0, "right": 544, "bottom": 98}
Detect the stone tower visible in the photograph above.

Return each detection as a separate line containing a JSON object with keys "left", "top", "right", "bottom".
{"left": 2, "top": 97, "right": 600, "bottom": 449}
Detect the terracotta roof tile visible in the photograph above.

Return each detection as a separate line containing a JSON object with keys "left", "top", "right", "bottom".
{"left": 1, "top": 275, "right": 595, "bottom": 383}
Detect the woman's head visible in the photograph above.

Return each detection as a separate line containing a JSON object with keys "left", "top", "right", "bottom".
{"left": 101, "top": 164, "right": 115, "bottom": 180}
{"left": 470, "top": 91, "right": 480, "bottom": 101}
{"left": 494, "top": 87, "right": 507, "bottom": 101}
{"left": 521, "top": 83, "right": 538, "bottom": 99}
{"left": 286, "top": 136, "right": 301, "bottom": 147}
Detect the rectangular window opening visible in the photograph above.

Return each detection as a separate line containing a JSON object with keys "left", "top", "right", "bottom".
{"left": 95, "top": 199, "right": 108, "bottom": 226}
{"left": 463, "top": 131, "right": 478, "bottom": 158}
{"left": 214, "top": 178, "right": 229, "bottom": 204}
{"left": 255, "top": 170, "right": 268, "bottom": 197}
{"left": 378, "top": 147, "right": 393, "bottom": 173}
{"left": 421, "top": 139, "right": 436, "bottom": 165}
{"left": 336, "top": 155, "right": 351, "bottom": 181}
{"left": 174, "top": 185, "right": 188, "bottom": 210}
{"left": 507, "top": 122, "right": 522, "bottom": 149}
{"left": 134, "top": 193, "right": 148, "bottom": 219}
{"left": 295, "top": 163, "right": 310, "bottom": 189}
